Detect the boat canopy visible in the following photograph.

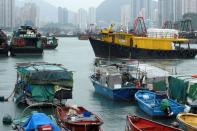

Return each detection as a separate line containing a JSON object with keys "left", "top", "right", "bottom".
{"left": 127, "top": 63, "right": 169, "bottom": 78}
{"left": 127, "top": 63, "right": 169, "bottom": 91}
{"left": 147, "top": 28, "right": 179, "bottom": 38}
{"left": 168, "top": 75, "right": 197, "bottom": 105}
{"left": 16, "top": 63, "right": 73, "bottom": 87}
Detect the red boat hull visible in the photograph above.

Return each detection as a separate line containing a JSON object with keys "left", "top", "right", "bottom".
{"left": 59, "top": 123, "right": 101, "bottom": 131}
{"left": 56, "top": 105, "right": 103, "bottom": 131}
{"left": 126, "top": 115, "right": 183, "bottom": 131}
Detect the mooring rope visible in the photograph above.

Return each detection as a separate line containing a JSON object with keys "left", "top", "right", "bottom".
{"left": 0, "top": 86, "right": 17, "bottom": 102}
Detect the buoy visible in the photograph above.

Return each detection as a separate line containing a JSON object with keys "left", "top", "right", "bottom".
{"left": 0, "top": 96, "right": 5, "bottom": 102}
{"left": 2, "top": 114, "right": 12, "bottom": 125}
{"left": 0, "top": 96, "right": 8, "bottom": 102}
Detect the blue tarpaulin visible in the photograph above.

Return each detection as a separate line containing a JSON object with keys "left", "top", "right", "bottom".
{"left": 23, "top": 113, "right": 60, "bottom": 131}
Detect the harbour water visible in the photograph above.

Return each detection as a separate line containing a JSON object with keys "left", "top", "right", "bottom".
{"left": 0, "top": 37, "right": 197, "bottom": 131}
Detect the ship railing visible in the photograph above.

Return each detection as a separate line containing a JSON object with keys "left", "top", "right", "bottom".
{"left": 147, "top": 28, "right": 181, "bottom": 39}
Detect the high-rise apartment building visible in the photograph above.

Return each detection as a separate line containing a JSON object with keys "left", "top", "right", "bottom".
{"left": 19, "top": 3, "right": 39, "bottom": 27}
{"left": 0, "top": 0, "right": 15, "bottom": 29}
{"left": 173, "top": 0, "right": 183, "bottom": 21}
{"left": 88, "top": 7, "right": 96, "bottom": 25}
{"left": 182, "top": 0, "right": 197, "bottom": 14}
{"left": 77, "top": 8, "right": 88, "bottom": 32}
{"left": 58, "top": 7, "right": 68, "bottom": 25}
{"left": 68, "top": 11, "right": 77, "bottom": 26}
{"left": 58, "top": 7, "right": 63, "bottom": 25}
{"left": 131, "top": 0, "right": 154, "bottom": 23}
{"left": 121, "top": 5, "right": 131, "bottom": 27}
{"left": 131, "top": 0, "right": 141, "bottom": 22}
{"left": 158, "top": 0, "right": 174, "bottom": 26}
{"left": 143, "top": 0, "right": 152, "bottom": 19}
{"left": 158, "top": 0, "right": 197, "bottom": 26}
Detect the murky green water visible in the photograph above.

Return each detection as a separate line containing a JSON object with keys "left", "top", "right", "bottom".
{"left": 0, "top": 37, "right": 197, "bottom": 131}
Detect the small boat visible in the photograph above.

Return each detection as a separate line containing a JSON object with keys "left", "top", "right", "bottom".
{"left": 90, "top": 64, "right": 145, "bottom": 101}
{"left": 10, "top": 25, "right": 43, "bottom": 56}
{"left": 12, "top": 112, "right": 61, "bottom": 131}
{"left": 55, "top": 105, "right": 103, "bottom": 131}
{"left": 126, "top": 115, "right": 183, "bottom": 131}
{"left": 13, "top": 62, "right": 73, "bottom": 106}
{"left": 0, "top": 29, "right": 9, "bottom": 56}
{"left": 41, "top": 36, "right": 58, "bottom": 49}
{"left": 78, "top": 34, "right": 89, "bottom": 40}
{"left": 177, "top": 113, "right": 197, "bottom": 131}
{"left": 135, "top": 90, "right": 185, "bottom": 117}
{"left": 90, "top": 61, "right": 169, "bottom": 101}
{"left": 176, "top": 19, "right": 197, "bottom": 44}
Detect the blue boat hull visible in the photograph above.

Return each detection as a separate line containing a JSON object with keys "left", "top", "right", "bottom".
{"left": 135, "top": 90, "right": 185, "bottom": 116}
{"left": 90, "top": 77, "right": 142, "bottom": 101}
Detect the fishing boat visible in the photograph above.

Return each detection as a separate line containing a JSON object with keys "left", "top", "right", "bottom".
{"left": 10, "top": 25, "right": 43, "bottom": 56}
{"left": 89, "top": 17, "right": 197, "bottom": 59}
{"left": 78, "top": 33, "right": 89, "bottom": 40}
{"left": 168, "top": 74, "right": 197, "bottom": 112}
{"left": 125, "top": 115, "right": 183, "bottom": 131}
{"left": 90, "top": 63, "right": 145, "bottom": 101}
{"left": 135, "top": 90, "right": 185, "bottom": 117}
{"left": 176, "top": 19, "right": 197, "bottom": 44}
{"left": 41, "top": 36, "right": 58, "bottom": 49}
{"left": 12, "top": 112, "right": 60, "bottom": 131}
{"left": 177, "top": 113, "right": 197, "bottom": 131}
{"left": 55, "top": 105, "right": 103, "bottom": 131}
{"left": 13, "top": 62, "right": 73, "bottom": 106}
{"left": 0, "top": 29, "right": 9, "bottom": 56}
{"left": 90, "top": 61, "right": 169, "bottom": 101}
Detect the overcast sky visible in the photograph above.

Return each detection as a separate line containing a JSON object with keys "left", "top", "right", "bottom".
{"left": 44, "top": 0, "right": 105, "bottom": 11}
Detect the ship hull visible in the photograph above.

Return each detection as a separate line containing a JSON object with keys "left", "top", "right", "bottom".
{"left": 90, "top": 76, "right": 143, "bottom": 101}
{"left": 89, "top": 37, "right": 197, "bottom": 59}
{"left": 78, "top": 35, "right": 89, "bottom": 40}
{"left": 0, "top": 46, "right": 9, "bottom": 56}
{"left": 10, "top": 47, "right": 43, "bottom": 56}
{"left": 43, "top": 44, "right": 58, "bottom": 49}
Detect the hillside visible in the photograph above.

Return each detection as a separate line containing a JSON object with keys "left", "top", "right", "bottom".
{"left": 96, "top": 0, "right": 130, "bottom": 23}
